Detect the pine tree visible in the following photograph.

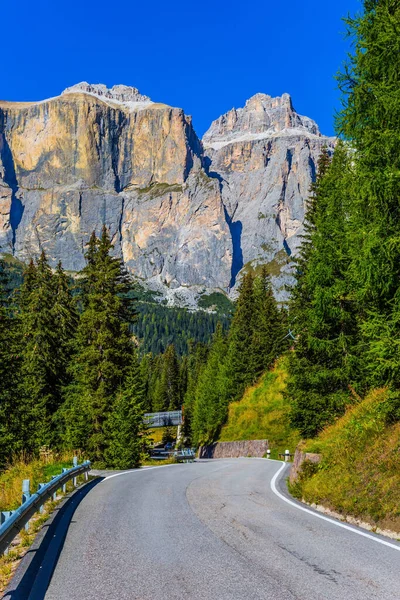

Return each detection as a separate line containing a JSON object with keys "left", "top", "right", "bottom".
{"left": 250, "top": 268, "right": 286, "bottom": 380}
{"left": 17, "top": 252, "right": 60, "bottom": 450}
{"left": 222, "top": 273, "right": 256, "bottom": 402}
{"left": 337, "top": 0, "right": 400, "bottom": 391}
{"left": 105, "top": 352, "right": 147, "bottom": 469}
{"left": 0, "top": 259, "right": 17, "bottom": 466}
{"left": 192, "top": 324, "right": 227, "bottom": 445}
{"left": 153, "top": 344, "right": 181, "bottom": 411}
{"left": 64, "top": 227, "right": 136, "bottom": 463}
{"left": 182, "top": 342, "right": 208, "bottom": 444}
{"left": 287, "top": 143, "right": 359, "bottom": 437}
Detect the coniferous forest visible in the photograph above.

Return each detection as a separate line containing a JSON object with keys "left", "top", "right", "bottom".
{"left": 0, "top": 227, "right": 287, "bottom": 468}
{"left": 287, "top": 0, "right": 400, "bottom": 437}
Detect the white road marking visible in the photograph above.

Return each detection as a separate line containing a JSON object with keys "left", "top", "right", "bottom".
{"left": 270, "top": 461, "right": 400, "bottom": 552}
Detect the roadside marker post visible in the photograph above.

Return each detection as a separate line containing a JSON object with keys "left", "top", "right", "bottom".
{"left": 22, "top": 480, "right": 31, "bottom": 531}
{"left": 51, "top": 476, "right": 59, "bottom": 501}
{"left": 73, "top": 457, "right": 78, "bottom": 486}
{"left": 37, "top": 483, "right": 45, "bottom": 513}
{"left": 285, "top": 449, "right": 290, "bottom": 462}
{"left": 62, "top": 468, "right": 69, "bottom": 493}
{"left": 267, "top": 449, "right": 271, "bottom": 459}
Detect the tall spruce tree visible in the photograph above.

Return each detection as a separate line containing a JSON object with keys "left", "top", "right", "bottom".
{"left": 0, "top": 259, "right": 17, "bottom": 466}
{"left": 64, "top": 227, "right": 136, "bottom": 463}
{"left": 222, "top": 272, "right": 256, "bottom": 402}
{"left": 287, "top": 144, "right": 359, "bottom": 437}
{"left": 337, "top": 0, "right": 400, "bottom": 391}
{"left": 192, "top": 324, "right": 227, "bottom": 445}
{"left": 153, "top": 344, "right": 181, "bottom": 411}
{"left": 105, "top": 352, "right": 147, "bottom": 468}
{"left": 17, "top": 252, "right": 61, "bottom": 450}
{"left": 182, "top": 342, "right": 209, "bottom": 444}
{"left": 250, "top": 267, "right": 285, "bottom": 381}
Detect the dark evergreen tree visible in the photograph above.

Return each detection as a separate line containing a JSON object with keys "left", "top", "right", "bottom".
{"left": 250, "top": 267, "right": 286, "bottom": 380}
{"left": 287, "top": 144, "right": 359, "bottom": 437}
{"left": 152, "top": 344, "right": 181, "bottom": 411}
{"left": 222, "top": 273, "right": 256, "bottom": 403}
{"left": 17, "top": 252, "right": 61, "bottom": 450}
{"left": 0, "top": 259, "right": 17, "bottom": 466}
{"left": 337, "top": 0, "right": 400, "bottom": 391}
{"left": 192, "top": 324, "right": 227, "bottom": 445}
{"left": 105, "top": 352, "right": 147, "bottom": 468}
{"left": 64, "top": 227, "right": 136, "bottom": 463}
{"left": 182, "top": 342, "right": 209, "bottom": 444}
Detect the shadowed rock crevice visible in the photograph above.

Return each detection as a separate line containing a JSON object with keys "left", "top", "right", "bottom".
{"left": 0, "top": 134, "right": 23, "bottom": 253}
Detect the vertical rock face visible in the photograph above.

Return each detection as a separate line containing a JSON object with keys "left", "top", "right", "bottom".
{"left": 0, "top": 84, "right": 335, "bottom": 303}
{"left": 203, "top": 93, "right": 335, "bottom": 293}
{"left": 0, "top": 83, "right": 232, "bottom": 292}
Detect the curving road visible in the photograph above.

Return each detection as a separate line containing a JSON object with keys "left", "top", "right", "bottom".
{"left": 21, "top": 459, "right": 400, "bottom": 599}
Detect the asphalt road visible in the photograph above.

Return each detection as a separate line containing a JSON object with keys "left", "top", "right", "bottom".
{"left": 39, "top": 459, "right": 400, "bottom": 599}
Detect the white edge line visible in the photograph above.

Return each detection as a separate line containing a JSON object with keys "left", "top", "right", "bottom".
{"left": 270, "top": 462, "right": 400, "bottom": 552}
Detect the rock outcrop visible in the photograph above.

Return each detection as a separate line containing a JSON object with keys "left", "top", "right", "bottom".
{"left": 0, "top": 83, "right": 232, "bottom": 294}
{"left": 203, "top": 93, "right": 336, "bottom": 294}
{"left": 0, "top": 84, "right": 335, "bottom": 304}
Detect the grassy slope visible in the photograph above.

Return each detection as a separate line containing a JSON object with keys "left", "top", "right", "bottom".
{"left": 219, "top": 357, "right": 400, "bottom": 532}
{"left": 290, "top": 389, "right": 400, "bottom": 533}
{"left": 219, "top": 358, "right": 301, "bottom": 458}
{"left": 0, "top": 454, "right": 76, "bottom": 511}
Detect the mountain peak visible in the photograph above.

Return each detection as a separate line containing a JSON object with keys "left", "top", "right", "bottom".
{"left": 203, "top": 92, "right": 320, "bottom": 149}
{"left": 61, "top": 82, "right": 152, "bottom": 105}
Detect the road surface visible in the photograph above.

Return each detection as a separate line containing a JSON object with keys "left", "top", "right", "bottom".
{"left": 29, "top": 459, "right": 400, "bottom": 599}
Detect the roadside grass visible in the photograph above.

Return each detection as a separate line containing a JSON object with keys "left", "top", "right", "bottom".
{"left": 0, "top": 452, "right": 79, "bottom": 512}
{"left": 291, "top": 388, "right": 400, "bottom": 532}
{"left": 219, "top": 357, "right": 301, "bottom": 458}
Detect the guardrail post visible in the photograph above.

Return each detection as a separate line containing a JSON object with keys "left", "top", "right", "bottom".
{"left": 62, "top": 468, "right": 68, "bottom": 493}
{"left": 51, "top": 476, "right": 58, "bottom": 501}
{"left": 84, "top": 469, "right": 89, "bottom": 482}
{"left": 22, "top": 480, "right": 31, "bottom": 531}
{"left": 37, "top": 483, "right": 45, "bottom": 513}
{"left": 1, "top": 511, "right": 14, "bottom": 555}
{"left": 73, "top": 457, "right": 78, "bottom": 487}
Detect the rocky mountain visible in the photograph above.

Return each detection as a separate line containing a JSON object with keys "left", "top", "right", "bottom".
{"left": 203, "top": 93, "right": 335, "bottom": 293}
{"left": 0, "top": 83, "right": 335, "bottom": 306}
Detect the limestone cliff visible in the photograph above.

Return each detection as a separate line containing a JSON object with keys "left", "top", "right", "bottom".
{"left": 0, "top": 83, "right": 232, "bottom": 296}
{"left": 203, "top": 93, "right": 336, "bottom": 295}
{"left": 0, "top": 84, "right": 334, "bottom": 305}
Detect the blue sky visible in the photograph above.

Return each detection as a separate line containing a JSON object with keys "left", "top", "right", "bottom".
{"left": 3, "top": 0, "right": 361, "bottom": 137}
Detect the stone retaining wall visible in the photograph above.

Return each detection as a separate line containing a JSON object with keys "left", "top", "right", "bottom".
{"left": 289, "top": 447, "right": 322, "bottom": 484}
{"left": 198, "top": 440, "right": 269, "bottom": 459}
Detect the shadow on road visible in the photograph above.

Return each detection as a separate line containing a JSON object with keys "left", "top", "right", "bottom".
{"left": 3, "top": 478, "right": 103, "bottom": 600}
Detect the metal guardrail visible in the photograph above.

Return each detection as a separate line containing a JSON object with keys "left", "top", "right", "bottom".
{"left": 0, "top": 460, "right": 91, "bottom": 555}
{"left": 150, "top": 448, "right": 195, "bottom": 462}
{"left": 144, "top": 410, "right": 183, "bottom": 427}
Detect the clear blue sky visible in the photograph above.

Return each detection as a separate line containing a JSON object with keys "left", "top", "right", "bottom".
{"left": 3, "top": 0, "right": 361, "bottom": 137}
